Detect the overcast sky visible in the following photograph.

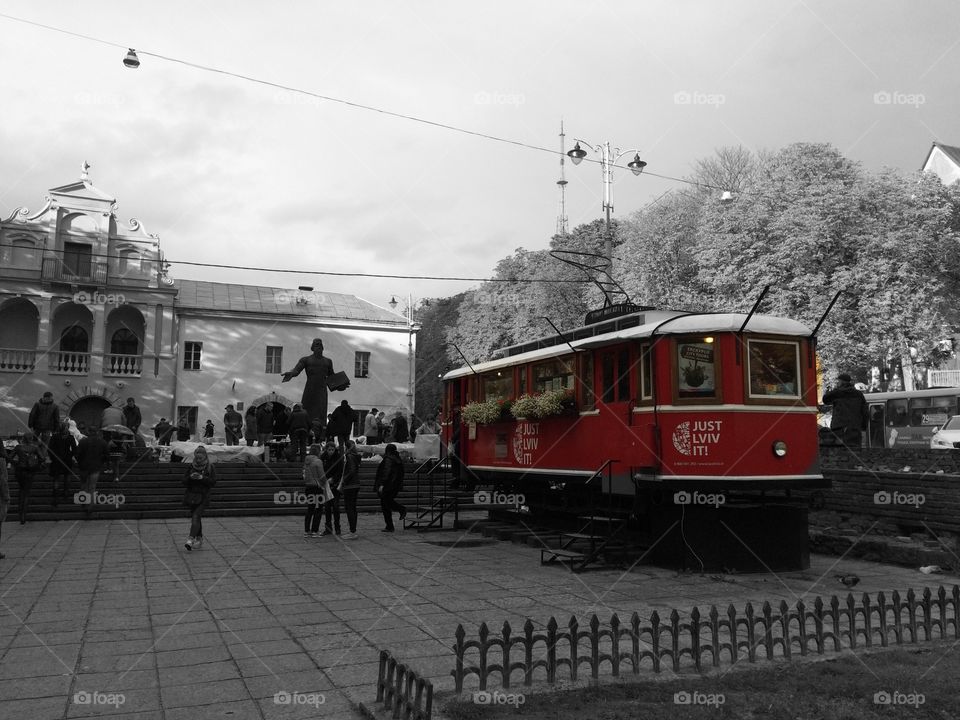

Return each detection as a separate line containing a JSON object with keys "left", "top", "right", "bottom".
{"left": 1, "top": 1, "right": 958, "bottom": 310}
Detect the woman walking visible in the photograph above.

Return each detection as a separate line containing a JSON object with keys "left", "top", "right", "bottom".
{"left": 183, "top": 446, "right": 216, "bottom": 550}
{"left": 13, "top": 433, "right": 43, "bottom": 524}
{"left": 338, "top": 440, "right": 361, "bottom": 538}
{"left": 244, "top": 406, "right": 258, "bottom": 447}
{"left": 375, "top": 444, "right": 407, "bottom": 532}
{"left": 303, "top": 444, "right": 332, "bottom": 537}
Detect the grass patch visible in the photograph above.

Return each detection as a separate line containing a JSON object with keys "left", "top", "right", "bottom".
{"left": 442, "top": 643, "right": 956, "bottom": 719}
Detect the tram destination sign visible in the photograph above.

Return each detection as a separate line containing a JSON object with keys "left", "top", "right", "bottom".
{"left": 584, "top": 302, "right": 645, "bottom": 325}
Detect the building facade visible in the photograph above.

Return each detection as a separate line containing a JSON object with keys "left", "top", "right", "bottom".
{"left": 0, "top": 168, "right": 415, "bottom": 439}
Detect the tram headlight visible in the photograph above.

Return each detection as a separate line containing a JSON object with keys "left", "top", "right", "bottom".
{"left": 772, "top": 441, "right": 788, "bottom": 457}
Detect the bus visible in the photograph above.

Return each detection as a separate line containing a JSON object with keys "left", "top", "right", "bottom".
{"left": 860, "top": 388, "right": 960, "bottom": 448}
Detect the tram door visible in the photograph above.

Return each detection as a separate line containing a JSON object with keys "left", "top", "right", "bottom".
{"left": 598, "top": 346, "right": 633, "bottom": 420}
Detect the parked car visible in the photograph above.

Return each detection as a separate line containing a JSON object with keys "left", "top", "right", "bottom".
{"left": 930, "top": 415, "right": 960, "bottom": 450}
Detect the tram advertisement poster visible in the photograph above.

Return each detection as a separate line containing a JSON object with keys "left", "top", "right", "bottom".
{"left": 677, "top": 342, "right": 716, "bottom": 396}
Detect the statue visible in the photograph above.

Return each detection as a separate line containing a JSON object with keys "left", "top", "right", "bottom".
{"left": 281, "top": 338, "right": 348, "bottom": 424}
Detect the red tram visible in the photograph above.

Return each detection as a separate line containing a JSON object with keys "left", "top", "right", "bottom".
{"left": 441, "top": 307, "right": 827, "bottom": 570}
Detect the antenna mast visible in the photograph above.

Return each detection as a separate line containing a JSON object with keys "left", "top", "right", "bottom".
{"left": 556, "top": 119, "right": 568, "bottom": 236}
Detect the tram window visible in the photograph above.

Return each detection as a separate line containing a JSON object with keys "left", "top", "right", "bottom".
{"left": 617, "top": 349, "right": 631, "bottom": 401}
{"left": 746, "top": 339, "right": 800, "bottom": 399}
{"left": 533, "top": 356, "right": 574, "bottom": 393}
{"left": 601, "top": 353, "right": 615, "bottom": 403}
{"left": 482, "top": 371, "right": 513, "bottom": 401}
{"left": 676, "top": 339, "right": 717, "bottom": 400}
{"left": 578, "top": 352, "right": 596, "bottom": 411}
{"left": 638, "top": 344, "right": 653, "bottom": 401}
{"left": 887, "top": 400, "right": 908, "bottom": 427}
{"left": 600, "top": 350, "right": 631, "bottom": 403}
{"left": 907, "top": 396, "right": 953, "bottom": 426}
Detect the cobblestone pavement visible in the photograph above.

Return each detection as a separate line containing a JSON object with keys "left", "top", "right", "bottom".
{"left": 0, "top": 516, "right": 956, "bottom": 719}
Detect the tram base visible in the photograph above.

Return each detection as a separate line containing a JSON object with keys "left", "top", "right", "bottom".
{"left": 646, "top": 501, "right": 809, "bottom": 572}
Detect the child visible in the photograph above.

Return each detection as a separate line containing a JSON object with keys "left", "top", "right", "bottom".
{"left": 183, "top": 446, "right": 216, "bottom": 550}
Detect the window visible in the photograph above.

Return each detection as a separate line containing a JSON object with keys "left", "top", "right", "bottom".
{"left": 638, "top": 344, "right": 653, "bottom": 401}
{"left": 533, "top": 356, "right": 574, "bottom": 394}
{"left": 118, "top": 249, "right": 139, "bottom": 274}
{"left": 482, "top": 370, "right": 513, "bottom": 401}
{"left": 63, "top": 242, "right": 93, "bottom": 276}
{"left": 354, "top": 351, "right": 370, "bottom": 378}
{"left": 907, "top": 396, "right": 956, "bottom": 427}
{"left": 600, "top": 348, "right": 632, "bottom": 403}
{"left": 676, "top": 338, "right": 718, "bottom": 400}
{"left": 746, "top": 339, "right": 801, "bottom": 399}
{"left": 266, "top": 346, "right": 283, "bottom": 374}
{"left": 184, "top": 341, "right": 202, "bottom": 370}
{"left": 177, "top": 406, "right": 198, "bottom": 436}
{"left": 10, "top": 238, "right": 38, "bottom": 267}
{"left": 60, "top": 326, "right": 89, "bottom": 353}
{"left": 578, "top": 352, "right": 595, "bottom": 411}
{"left": 111, "top": 329, "right": 140, "bottom": 356}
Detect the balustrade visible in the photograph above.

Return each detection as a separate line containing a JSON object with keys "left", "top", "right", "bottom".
{"left": 104, "top": 353, "right": 143, "bottom": 376}
{"left": 0, "top": 348, "right": 37, "bottom": 372}
{"left": 48, "top": 351, "right": 91, "bottom": 375}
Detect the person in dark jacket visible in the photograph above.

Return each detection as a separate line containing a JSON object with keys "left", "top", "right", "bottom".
{"left": 122, "top": 397, "right": 142, "bottom": 434}
{"left": 375, "top": 444, "right": 407, "bottom": 532}
{"left": 203, "top": 420, "right": 215, "bottom": 443}
{"left": 183, "top": 446, "right": 216, "bottom": 550}
{"left": 176, "top": 417, "right": 192, "bottom": 442}
{"left": 389, "top": 411, "right": 409, "bottom": 444}
{"left": 223, "top": 405, "right": 243, "bottom": 446}
{"left": 243, "top": 407, "right": 258, "bottom": 447}
{"left": 47, "top": 422, "right": 77, "bottom": 506}
{"left": 75, "top": 428, "right": 110, "bottom": 517}
{"left": 13, "top": 433, "right": 44, "bottom": 524}
{"left": 823, "top": 373, "right": 869, "bottom": 448}
{"left": 329, "top": 400, "right": 355, "bottom": 447}
{"left": 302, "top": 444, "right": 332, "bottom": 537}
{"left": 0, "top": 445, "right": 9, "bottom": 558}
{"left": 338, "top": 440, "right": 361, "bottom": 538}
{"left": 288, "top": 403, "right": 311, "bottom": 462}
{"left": 154, "top": 418, "right": 174, "bottom": 446}
{"left": 256, "top": 402, "right": 275, "bottom": 462}
{"left": 320, "top": 441, "right": 344, "bottom": 536}
{"left": 28, "top": 391, "right": 60, "bottom": 463}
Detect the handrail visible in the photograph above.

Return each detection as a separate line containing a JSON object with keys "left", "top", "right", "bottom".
{"left": 585, "top": 458, "right": 618, "bottom": 485}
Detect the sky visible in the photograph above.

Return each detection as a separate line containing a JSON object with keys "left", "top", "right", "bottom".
{"left": 1, "top": 1, "right": 958, "bottom": 310}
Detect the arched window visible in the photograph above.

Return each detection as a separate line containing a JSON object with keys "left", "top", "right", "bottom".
{"left": 110, "top": 328, "right": 140, "bottom": 355}
{"left": 118, "top": 249, "right": 139, "bottom": 274}
{"left": 60, "top": 326, "right": 89, "bottom": 353}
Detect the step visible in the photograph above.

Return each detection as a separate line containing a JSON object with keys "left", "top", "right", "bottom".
{"left": 541, "top": 548, "right": 586, "bottom": 562}
{"left": 577, "top": 515, "right": 627, "bottom": 523}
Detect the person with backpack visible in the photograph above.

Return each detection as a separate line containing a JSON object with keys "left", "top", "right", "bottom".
{"left": 337, "top": 440, "right": 361, "bottom": 538}
{"left": 47, "top": 422, "right": 77, "bottom": 507}
{"left": 375, "top": 444, "right": 407, "bottom": 532}
{"left": 76, "top": 428, "right": 110, "bottom": 518}
{"left": 13, "top": 433, "right": 44, "bottom": 524}
{"left": 183, "top": 446, "right": 216, "bottom": 550}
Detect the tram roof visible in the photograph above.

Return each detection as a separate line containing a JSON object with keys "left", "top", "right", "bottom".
{"left": 443, "top": 311, "right": 812, "bottom": 380}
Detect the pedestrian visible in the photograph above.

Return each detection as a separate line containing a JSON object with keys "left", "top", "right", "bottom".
{"left": 75, "top": 428, "right": 110, "bottom": 517}
{"left": 309, "top": 418, "right": 325, "bottom": 445}
{"left": 0, "top": 444, "right": 9, "bottom": 559}
{"left": 823, "top": 372, "right": 869, "bottom": 448}
{"left": 244, "top": 406, "right": 258, "bottom": 447}
{"left": 364, "top": 408, "right": 380, "bottom": 445}
{"left": 154, "top": 418, "right": 174, "bottom": 446}
{"left": 47, "top": 421, "right": 77, "bottom": 507}
{"left": 122, "top": 397, "right": 142, "bottom": 434}
{"left": 376, "top": 411, "right": 387, "bottom": 443}
{"left": 101, "top": 403, "right": 124, "bottom": 428}
{"left": 416, "top": 415, "right": 441, "bottom": 435}
{"left": 375, "top": 444, "right": 407, "bottom": 532}
{"left": 338, "top": 440, "right": 361, "bottom": 538}
{"left": 176, "top": 417, "right": 192, "bottom": 442}
{"left": 183, "top": 446, "right": 216, "bottom": 550}
{"left": 256, "top": 402, "right": 275, "bottom": 462}
{"left": 28, "top": 390, "right": 60, "bottom": 463}
{"left": 320, "top": 440, "right": 343, "bottom": 537}
{"left": 288, "top": 403, "right": 311, "bottom": 462}
{"left": 203, "top": 419, "right": 215, "bottom": 443}
{"left": 390, "top": 411, "right": 409, "bottom": 444}
{"left": 302, "top": 444, "right": 332, "bottom": 538}
{"left": 330, "top": 399, "right": 355, "bottom": 447}
{"left": 223, "top": 405, "right": 243, "bottom": 446}
{"left": 13, "top": 433, "right": 44, "bottom": 524}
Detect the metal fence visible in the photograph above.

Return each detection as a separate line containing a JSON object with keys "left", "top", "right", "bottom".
{"left": 375, "top": 649, "right": 433, "bottom": 720}
{"left": 452, "top": 585, "right": 960, "bottom": 692}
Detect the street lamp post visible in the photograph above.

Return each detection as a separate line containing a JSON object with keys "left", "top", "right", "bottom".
{"left": 388, "top": 294, "right": 417, "bottom": 422}
{"left": 567, "top": 140, "right": 646, "bottom": 305}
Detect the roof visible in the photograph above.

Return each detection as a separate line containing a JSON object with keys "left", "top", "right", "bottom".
{"left": 443, "top": 311, "right": 812, "bottom": 380}
{"left": 173, "top": 279, "right": 408, "bottom": 325}
{"left": 922, "top": 142, "right": 960, "bottom": 171}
